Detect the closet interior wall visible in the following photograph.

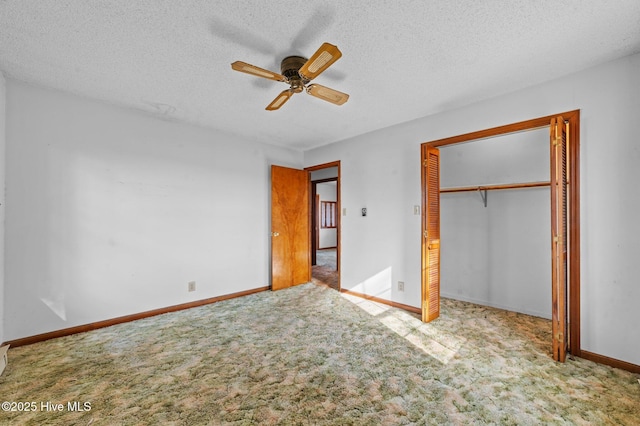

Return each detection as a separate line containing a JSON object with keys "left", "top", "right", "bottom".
{"left": 439, "top": 127, "right": 552, "bottom": 319}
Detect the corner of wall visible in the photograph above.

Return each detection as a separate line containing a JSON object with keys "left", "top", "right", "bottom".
{"left": 0, "top": 71, "right": 6, "bottom": 345}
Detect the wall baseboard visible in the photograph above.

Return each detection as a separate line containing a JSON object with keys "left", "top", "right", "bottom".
{"left": 5, "top": 285, "right": 638, "bottom": 375}
{"left": 579, "top": 350, "right": 640, "bottom": 374}
{"left": 340, "top": 288, "right": 421, "bottom": 315}
{"left": 3, "top": 286, "right": 269, "bottom": 348}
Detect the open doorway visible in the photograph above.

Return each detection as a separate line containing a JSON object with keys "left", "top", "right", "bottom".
{"left": 307, "top": 162, "right": 340, "bottom": 291}
{"left": 421, "top": 111, "right": 580, "bottom": 362}
{"left": 439, "top": 126, "right": 552, "bottom": 320}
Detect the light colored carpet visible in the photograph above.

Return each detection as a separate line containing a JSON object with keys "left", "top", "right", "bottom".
{"left": 312, "top": 249, "right": 339, "bottom": 290}
{"left": 315, "top": 249, "right": 337, "bottom": 270}
{"left": 1, "top": 283, "right": 638, "bottom": 425}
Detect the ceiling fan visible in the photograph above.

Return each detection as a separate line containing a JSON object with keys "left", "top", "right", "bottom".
{"left": 231, "top": 42, "right": 349, "bottom": 111}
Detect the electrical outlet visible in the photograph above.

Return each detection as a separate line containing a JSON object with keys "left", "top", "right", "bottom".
{"left": 188, "top": 281, "right": 196, "bottom": 292}
{"left": 414, "top": 205, "right": 421, "bottom": 215}
{"left": 398, "top": 281, "right": 404, "bottom": 292}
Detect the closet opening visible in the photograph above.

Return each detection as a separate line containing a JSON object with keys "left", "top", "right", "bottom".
{"left": 421, "top": 111, "right": 580, "bottom": 362}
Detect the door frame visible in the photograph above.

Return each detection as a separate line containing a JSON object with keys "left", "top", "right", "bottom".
{"left": 421, "top": 110, "right": 581, "bottom": 358}
{"left": 306, "top": 161, "right": 341, "bottom": 288}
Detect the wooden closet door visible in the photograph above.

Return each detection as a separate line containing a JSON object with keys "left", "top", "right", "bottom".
{"left": 550, "top": 116, "right": 568, "bottom": 362}
{"left": 271, "top": 165, "right": 310, "bottom": 291}
{"left": 422, "top": 146, "right": 441, "bottom": 322}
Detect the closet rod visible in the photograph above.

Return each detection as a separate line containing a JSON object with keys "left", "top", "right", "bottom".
{"left": 440, "top": 181, "right": 550, "bottom": 193}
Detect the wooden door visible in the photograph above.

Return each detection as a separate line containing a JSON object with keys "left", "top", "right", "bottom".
{"left": 422, "top": 146, "right": 441, "bottom": 322}
{"left": 271, "top": 165, "right": 310, "bottom": 290}
{"left": 550, "top": 116, "right": 568, "bottom": 362}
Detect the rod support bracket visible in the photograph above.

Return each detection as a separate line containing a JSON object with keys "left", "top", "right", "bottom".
{"left": 477, "top": 188, "right": 487, "bottom": 207}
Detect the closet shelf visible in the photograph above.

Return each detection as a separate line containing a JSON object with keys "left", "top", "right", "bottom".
{"left": 440, "top": 181, "right": 551, "bottom": 207}
{"left": 440, "top": 181, "right": 550, "bottom": 193}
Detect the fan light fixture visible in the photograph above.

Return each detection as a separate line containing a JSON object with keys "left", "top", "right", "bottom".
{"left": 231, "top": 42, "right": 349, "bottom": 111}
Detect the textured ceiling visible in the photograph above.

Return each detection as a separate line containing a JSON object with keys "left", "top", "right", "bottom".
{"left": 1, "top": 1, "right": 640, "bottom": 150}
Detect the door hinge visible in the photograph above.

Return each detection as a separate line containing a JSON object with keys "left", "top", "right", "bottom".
{"left": 423, "top": 159, "right": 428, "bottom": 167}
{"left": 423, "top": 230, "right": 428, "bottom": 238}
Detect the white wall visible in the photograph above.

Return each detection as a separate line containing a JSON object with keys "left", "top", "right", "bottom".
{"left": 304, "top": 53, "right": 640, "bottom": 366}
{"left": 440, "top": 128, "right": 551, "bottom": 319}
{"left": 0, "top": 72, "right": 6, "bottom": 345}
{"left": 310, "top": 166, "right": 338, "bottom": 181}
{"left": 4, "top": 80, "right": 302, "bottom": 341}
{"left": 306, "top": 130, "right": 421, "bottom": 303}
{"left": 317, "top": 182, "right": 337, "bottom": 249}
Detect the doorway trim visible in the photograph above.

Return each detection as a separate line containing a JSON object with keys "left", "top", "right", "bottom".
{"left": 306, "top": 161, "right": 341, "bottom": 289}
{"left": 421, "top": 110, "right": 581, "bottom": 358}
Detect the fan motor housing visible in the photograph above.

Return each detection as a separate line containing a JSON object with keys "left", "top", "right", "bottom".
{"left": 281, "top": 56, "right": 308, "bottom": 92}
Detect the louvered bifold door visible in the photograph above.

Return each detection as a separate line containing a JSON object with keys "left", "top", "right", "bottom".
{"left": 550, "top": 116, "right": 568, "bottom": 362}
{"left": 422, "top": 146, "right": 441, "bottom": 322}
